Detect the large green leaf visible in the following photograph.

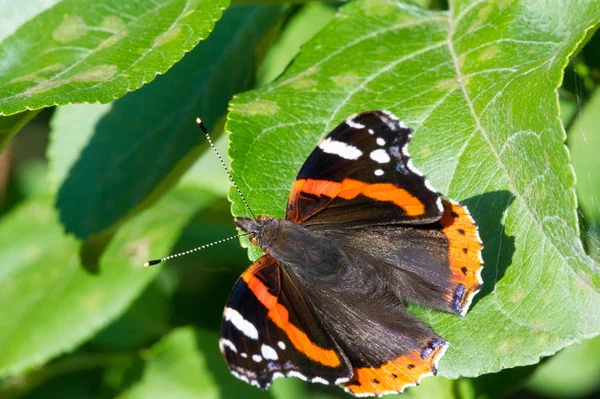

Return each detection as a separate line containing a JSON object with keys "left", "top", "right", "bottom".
{"left": 0, "top": 187, "right": 211, "bottom": 377}
{"left": 48, "top": 4, "right": 283, "bottom": 239}
{"left": 121, "top": 327, "right": 271, "bottom": 399}
{"left": 227, "top": 0, "right": 600, "bottom": 379}
{"left": 0, "top": 0, "right": 229, "bottom": 116}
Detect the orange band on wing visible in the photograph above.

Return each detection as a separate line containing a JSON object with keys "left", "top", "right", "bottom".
{"left": 342, "top": 342, "right": 446, "bottom": 396}
{"left": 439, "top": 200, "right": 483, "bottom": 313}
{"left": 291, "top": 178, "right": 425, "bottom": 216}
{"left": 241, "top": 268, "right": 341, "bottom": 368}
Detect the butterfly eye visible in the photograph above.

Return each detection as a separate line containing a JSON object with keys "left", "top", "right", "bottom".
{"left": 248, "top": 234, "right": 259, "bottom": 247}
{"left": 257, "top": 215, "right": 271, "bottom": 222}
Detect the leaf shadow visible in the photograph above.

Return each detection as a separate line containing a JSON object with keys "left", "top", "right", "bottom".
{"left": 462, "top": 190, "right": 516, "bottom": 305}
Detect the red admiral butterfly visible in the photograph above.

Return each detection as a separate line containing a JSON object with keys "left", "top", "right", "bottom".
{"left": 219, "top": 110, "right": 484, "bottom": 396}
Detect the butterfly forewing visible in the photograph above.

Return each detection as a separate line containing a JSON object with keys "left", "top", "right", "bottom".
{"left": 220, "top": 255, "right": 352, "bottom": 389}
{"left": 286, "top": 111, "right": 443, "bottom": 228}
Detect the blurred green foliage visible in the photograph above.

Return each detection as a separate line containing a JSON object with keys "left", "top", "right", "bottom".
{"left": 0, "top": 0, "right": 599, "bottom": 398}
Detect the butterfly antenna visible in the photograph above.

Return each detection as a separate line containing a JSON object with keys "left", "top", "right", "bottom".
{"left": 144, "top": 233, "right": 249, "bottom": 266}
{"left": 196, "top": 118, "right": 256, "bottom": 220}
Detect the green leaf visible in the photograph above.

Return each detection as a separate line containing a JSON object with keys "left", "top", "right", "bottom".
{"left": 48, "top": 4, "right": 283, "bottom": 239}
{"left": 93, "top": 278, "right": 171, "bottom": 349}
{"left": 0, "top": 0, "right": 229, "bottom": 116}
{"left": 0, "top": 187, "right": 212, "bottom": 377}
{"left": 0, "top": 111, "right": 39, "bottom": 151}
{"left": 526, "top": 335, "right": 600, "bottom": 398}
{"left": 227, "top": 0, "right": 600, "bottom": 379}
{"left": 257, "top": 2, "right": 337, "bottom": 86}
{"left": 569, "top": 86, "right": 600, "bottom": 222}
{"left": 121, "top": 327, "right": 272, "bottom": 399}
{"left": 47, "top": 103, "right": 111, "bottom": 193}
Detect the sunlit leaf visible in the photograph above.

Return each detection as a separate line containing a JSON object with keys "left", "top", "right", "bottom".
{"left": 0, "top": 0, "right": 230, "bottom": 116}
{"left": 227, "top": 0, "right": 600, "bottom": 379}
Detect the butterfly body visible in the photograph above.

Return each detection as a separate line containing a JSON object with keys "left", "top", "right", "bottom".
{"left": 221, "top": 111, "right": 483, "bottom": 396}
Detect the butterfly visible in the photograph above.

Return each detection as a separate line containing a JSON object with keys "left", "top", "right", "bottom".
{"left": 219, "top": 110, "right": 483, "bottom": 396}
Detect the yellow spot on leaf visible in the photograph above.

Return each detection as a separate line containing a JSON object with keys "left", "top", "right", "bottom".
{"left": 19, "top": 64, "right": 117, "bottom": 96}
{"left": 288, "top": 78, "right": 317, "bottom": 90}
{"left": 361, "top": 0, "right": 397, "bottom": 17}
{"left": 233, "top": 100, "right": 280, "bottom": 116}
{"left": 98, "top": 31, "right": 128, "bottom": 50}
{"left": 510, "top": 288, "right": 525, "bottom": 302}
{"left": 470, "top": 3, "right": 494, "bottom": 32}
{"left": 497, "top": 0, "right": 514, "bottom": 10}
{"left": 330, "top": 74, "right": 360, "bottom": 87}
{"left": 25, "top": 244, "right": 41, "bottom": 262}
{"left": 531, "top": 317, "right": 549, "bottom": 332}
{"left": 418, "top": 145, "right": 432, "bottom": 158}
{"left": 436, "top": 78, "right": 459, "bottom": 90}
{"left": 496, "top": 337, "right": 524, "bottom": 356}
{"left": 479, "top": 45, "right": 500, "bottom": 61}
{"left": 154, "top": 26, "right": 182, "bottom": 47}
{"left": 53, "top": 15, "right": 88, "bottom": 43}
{"left": 81, "top": 289, "right": 105, "bottom": 312}
{"left": 71, "top": 64, "right": 118, "bottom": 82}
{"left": 125, "top": 238, "right": 150, "bottom": 265}
{"left": 101, "top": 15, "right": 126, "bottom": 31}
{"left": 395, "top": 12, "right": 416, "bottom": 24}
{"left": 8, "top": 64, "right": 65, "bottom": 85}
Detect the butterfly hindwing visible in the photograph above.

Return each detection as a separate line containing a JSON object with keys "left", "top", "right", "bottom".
{"left": 286, "top": 111, "right": 443, "bottom": 228}
{"left": 220, "top": 254, "right": 353, "bottom": 389}
{"left": 321, "top": 199, "right": 483, "bottom": 317}
{"left": 284, "top": 242, "right": 449, "bottom": 396}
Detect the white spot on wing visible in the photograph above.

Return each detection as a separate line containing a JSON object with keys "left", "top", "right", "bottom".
{"left": 219, "top": 338, "right": 237, "bottom": 353}
{"left": 381, "top": 110, "right": 398, "bottom": 120}
{"left": 346, "top": 115, "right": 365, "bottom": 129}
{"left": 370, "top": 149, "right": 390, "bottom": 163}
{"left": 261, "top": 344, "right": 279, "bottom": 360}
{"left": 252, "top": 354, "right": 262, "bottom": 362}
{"left": 231, "top": 369, "right": 261, "bottom": 388}
{"left": 241, "top": 352, "right": 248, "bottom": 358}
{"left": 368, "top": 128, "right": 374, "bottom": 135}
{"left": 288, "top": 371, "right": 308, "bottom": 381}
{"left": 405, "top": 158, "right": 424, "bottom": 177}
{"left": 278, "top": 341, "right": 286, "bottom": 350}
{"left": 224, "top": 308, "right": 258, "bottom": 339}
{"left": 311, "top": 376, "right": 329, "bottom": 385}
{"left": 376, "top": 137, "right": 386, "bottom": 146}
{"left": 381, "top": 110, "right": 409, "bottom": 129}
{"left": 374, "top": 169, "right": 384, "bottom": 176}
{"left": 319, "top": 137, "right": 362, "bottom": 160}
{"left": 335, "top": 377, "right": 351, "bottom": 384}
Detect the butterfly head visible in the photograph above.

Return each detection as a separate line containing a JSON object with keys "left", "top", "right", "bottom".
{"left": 234, "top": 215, "right": 277, "bottom": 250}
